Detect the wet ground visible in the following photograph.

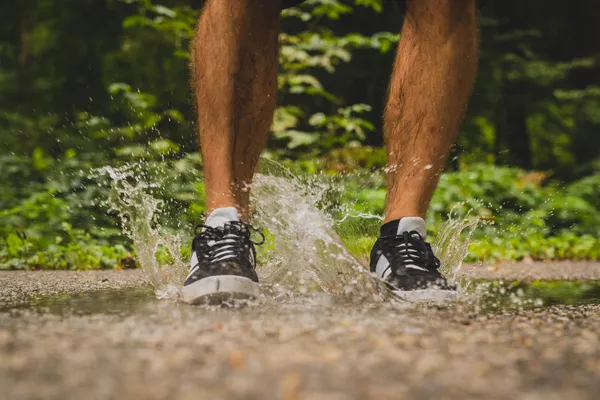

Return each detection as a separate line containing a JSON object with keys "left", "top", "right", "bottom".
{"left": 0, "top": 269, "right": 148, "bottom": 308}
{"left": 1, "top": 265, "right": 599, "bottom": 400}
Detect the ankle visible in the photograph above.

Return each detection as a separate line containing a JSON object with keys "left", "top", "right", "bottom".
{"left": 204, "top": 207, "right": 241, "bottom": 229}
{"left": 383, "top": 210, "right": 426, "bottom": 224}
{"left": 380, "top": 216, "right": 426, "bottom": 238}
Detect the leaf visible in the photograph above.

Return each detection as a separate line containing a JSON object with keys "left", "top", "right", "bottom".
{"left": 152, "top": 5, "right": 176, "bottom": 18}
{"left": 6, "top": 233, "right": 22, "bottom": 257}
{"left": 166, "top": 109, "right": 184, "bottom": 122}
{"left": 108, "top": 83, "right": 131, "bottom": 95}
{"left": 309, "top": 113, "right": 327, "bottom": 126}
{"left": 272, "top": 107, "right": 299, "bottom": 134}
{"left": 149, "top": 139, "right": 180, "bottom": 155}
{"left": 275, "top": 130, "right": 317, "bottom": 149}
{"left": 32, "top": 148, "right": 52, "bottom": 171}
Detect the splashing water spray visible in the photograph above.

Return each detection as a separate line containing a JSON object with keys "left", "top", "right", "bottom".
{"left": 92, "top": 164, "right": 188, "bottom": 300}
{"left": 250, "top": 161, "right": 391, "bottom": 303}
{"left": 93, "top": 158, "right": 482, "bottom": 305}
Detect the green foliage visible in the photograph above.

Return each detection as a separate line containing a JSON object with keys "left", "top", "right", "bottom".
{"left": 1, "top": 0, "right": 599, "bottom": 269}
{"left": 273, "top": 0, "right": 398, "bottom": 156}
{"left": 335, "top": 163, "right": 600, "bottom": 263}
{"left": 2, "top": 149, "right": 600, "bottom": 269}
{"left": 0, "top": 153, "right": 126, "bottom": 270}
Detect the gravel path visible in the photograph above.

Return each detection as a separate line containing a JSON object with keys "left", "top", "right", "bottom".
{"left": 1, "top": 265, "right": 599, "bottom": 400}
{"left": 461, "top": 261, "right": 600, "bottom": 281}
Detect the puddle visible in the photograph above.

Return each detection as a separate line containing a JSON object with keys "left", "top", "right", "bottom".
{"left": 472, "top": 279, "right": 600, "bottom": 312}
{"left": 2, "top": 287, "right": 160, "bottom": 317}
{"left": 3, "top": 279, "right": 599, "bottom": 318}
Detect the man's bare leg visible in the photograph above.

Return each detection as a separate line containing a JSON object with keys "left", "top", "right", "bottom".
{"left": 184, "top": 0, "right": 281, "bottom": 303}
{"left": 383, "top": 0, "right": 479, "bottom": 222}
{"left": 369, "top": 0, "right": 478, "bottom": 293}
{"left": 192, "top": 0, "right": 281, "bottom": 221}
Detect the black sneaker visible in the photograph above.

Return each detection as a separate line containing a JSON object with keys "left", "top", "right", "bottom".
{"left": 182, "top": 217, "right": 264, "bottom": 304}
{"left": 369, "top": 217, "right": 454, "bottom": 293}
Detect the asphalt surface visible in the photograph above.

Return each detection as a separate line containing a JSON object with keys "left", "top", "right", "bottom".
{"left": 1, "top": 265, "right": 599, "bottom": 400}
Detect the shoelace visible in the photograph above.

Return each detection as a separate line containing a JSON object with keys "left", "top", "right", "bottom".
{"left": 383, "top": 230, "right": 440, "bottom": 275}
{"left": 192, "top": 222, "right": 265, "bottom": 264}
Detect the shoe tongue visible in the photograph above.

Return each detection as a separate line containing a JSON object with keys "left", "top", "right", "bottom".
{"left": 396, "top": 217, "right": 426, "bottom": 238}
{"left": 204, "top": 207, "right": 240, "bottom": 230}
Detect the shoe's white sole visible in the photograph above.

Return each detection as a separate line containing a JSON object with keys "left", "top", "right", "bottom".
{"left": 182, "top": 275, "right": 259, "bottom": 305}
{"left": 393, "top": 289, "right": 457, "bottom": 303}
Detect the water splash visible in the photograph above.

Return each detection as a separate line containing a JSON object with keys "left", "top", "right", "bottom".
{"left": 250, "top": 168, "right": 391, "bottom": 303}
{"left": 93, "top": 158, "right": 481, "bottom": 305}
{"left": 432, "top": 207, "right": 481, "bottom": 282}
{"left": 91, "top": 164, "right": 187, "bottom": 300}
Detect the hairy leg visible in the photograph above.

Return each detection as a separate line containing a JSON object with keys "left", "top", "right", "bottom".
{"left": 383, "top": 0, "right": 479, "bottom": 222}
{"left": 192, "top": 0, "right": 281, "bottom": 221}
